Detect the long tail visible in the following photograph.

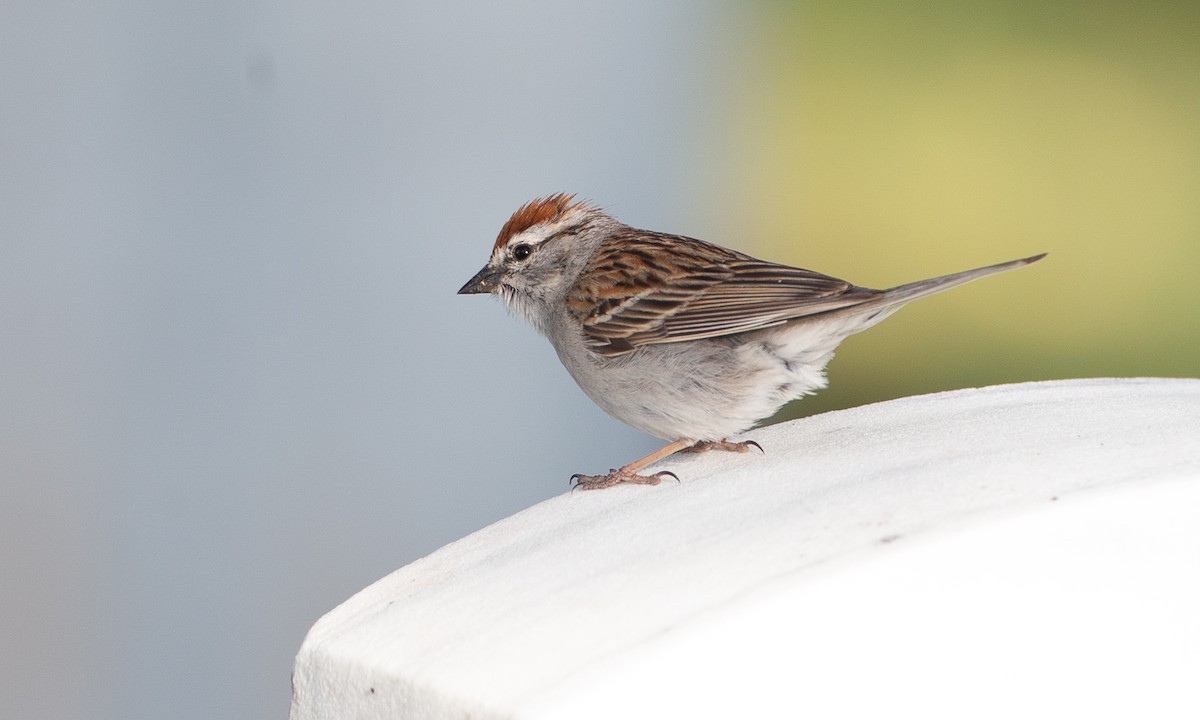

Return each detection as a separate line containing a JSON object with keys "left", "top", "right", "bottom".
{"left": 867, "top": 253, "right": 1047, "bottom": 308}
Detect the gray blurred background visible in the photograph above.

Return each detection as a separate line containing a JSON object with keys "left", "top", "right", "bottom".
{"left": 1, "top": 3, "right": 744, "bottom": 719}
{"left": 2, "top": 2, "right": 1196, "bottom": 719}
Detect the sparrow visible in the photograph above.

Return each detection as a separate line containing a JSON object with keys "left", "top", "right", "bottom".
{"left": 460, "top": 194, "right": 1045, "bottom": 489}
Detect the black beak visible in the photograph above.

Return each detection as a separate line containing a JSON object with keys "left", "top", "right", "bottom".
{"left": 458, "top": 265, "right": 502, "bottom": 295}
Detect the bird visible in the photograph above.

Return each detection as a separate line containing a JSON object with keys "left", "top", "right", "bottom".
{"left": 459, "top": 194, "right": 1045, "bottom": 490}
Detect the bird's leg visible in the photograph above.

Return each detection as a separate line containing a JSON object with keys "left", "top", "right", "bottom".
{"left": 571, "top": 438, "right": 693, "bottom": 491}
{"left": 683, "top": 439, "right": 764, "bottom": 454}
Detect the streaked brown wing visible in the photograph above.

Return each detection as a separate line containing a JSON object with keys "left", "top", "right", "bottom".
{"left": 567, "top": 232, "right": 878, "bottom": 356}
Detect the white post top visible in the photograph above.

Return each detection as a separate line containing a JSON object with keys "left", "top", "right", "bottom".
{"left": 290, "top": 378, "right": 1200, "bottom": 720}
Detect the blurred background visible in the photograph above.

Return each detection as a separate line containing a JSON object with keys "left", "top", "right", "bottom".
{"left": 1, "top": 2, "right": 1196, "bottom": 719}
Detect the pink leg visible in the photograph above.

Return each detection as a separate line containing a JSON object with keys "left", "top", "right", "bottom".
{"left": 571, "top": 438, "right": 693, "bottom": 491}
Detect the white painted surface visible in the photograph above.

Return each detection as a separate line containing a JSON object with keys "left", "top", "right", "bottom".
{"left": 290, "top": 378, "right": 1200, "bottom": 720}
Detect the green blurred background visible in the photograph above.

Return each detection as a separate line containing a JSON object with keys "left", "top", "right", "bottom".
{"left": 719, "top": 0, "right": 1200, "bottom": 420}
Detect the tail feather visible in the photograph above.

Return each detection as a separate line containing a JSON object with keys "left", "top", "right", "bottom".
{"left": 800, "top": 253, "right": 1047, "bottom": 340}
{"left": 865, "top": 253, "right": 1046, "bottom": 309}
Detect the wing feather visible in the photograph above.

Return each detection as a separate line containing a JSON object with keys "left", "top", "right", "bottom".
{"left": 567, "top": 231, "right": 879, "bottom": 356}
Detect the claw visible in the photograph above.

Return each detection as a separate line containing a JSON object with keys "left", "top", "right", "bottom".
{"left": 569, "top": 472, "right": 614, "bottom": 484}
{"left": 653, "top": 470, "right": 680, "bottom": 484}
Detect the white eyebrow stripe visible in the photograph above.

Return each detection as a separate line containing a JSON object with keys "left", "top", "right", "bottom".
{"left": 491, "top": 209, "right": 592, "bottom": 262}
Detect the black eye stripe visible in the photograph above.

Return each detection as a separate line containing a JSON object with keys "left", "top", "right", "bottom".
{"left": 511, "top": 218, "right": 590, "bottom": 261}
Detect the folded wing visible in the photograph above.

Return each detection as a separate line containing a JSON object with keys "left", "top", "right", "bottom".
{"left": 567, "top": 232, "right": 878, "bottom": 356}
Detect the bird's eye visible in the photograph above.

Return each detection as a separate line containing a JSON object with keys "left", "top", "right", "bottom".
{"left": 512, "top": 244, "right": 533, "bottom": 261}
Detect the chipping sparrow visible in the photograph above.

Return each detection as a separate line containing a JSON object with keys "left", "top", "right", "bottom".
{"left": 459, "top": 194, "right": 1045, "bottom": 490}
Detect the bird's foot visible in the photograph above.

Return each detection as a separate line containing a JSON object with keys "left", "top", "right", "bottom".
{"left": 570, "top": 468, "right": 680, "bottom": 492}
{"left": 683, "top": 439, "right": 763, "bottom": 454}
